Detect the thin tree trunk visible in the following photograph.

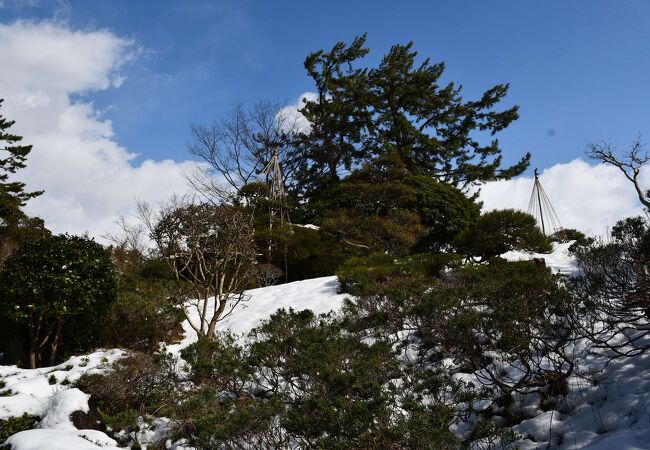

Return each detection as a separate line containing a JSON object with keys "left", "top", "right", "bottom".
{"left": 28, "top": 325, "right": 38, "bottom": 369}
{"left": 48, "top": 320, "right": 64, "bottom": 367}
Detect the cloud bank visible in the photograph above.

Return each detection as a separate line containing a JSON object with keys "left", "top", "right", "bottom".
{"left": 479, "top": 158, "right": 650, "bottom": 237}
{"left": 0, "top": 20, "right": 196, "bottom": 238}
{"left": 276, "top": 91, "right": 317, "bottom": 134}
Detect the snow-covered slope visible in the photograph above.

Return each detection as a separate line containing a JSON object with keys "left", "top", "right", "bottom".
{"left": 166, "top": 275, "right": 348, "bottom": 353}
{"left": 515, "top": 350, "right": 650, "bottom": 449}
{"left": 489, "top": 243, "right": 650, "bottom": 449}
{"left": 1, "top": 277, "right": 348, "bottom": 449}
{"left": 3, "top": 243, "right": 650, "bottom": 449}
{"left": 0, "top": 350, "right": 124, "bottom": 421}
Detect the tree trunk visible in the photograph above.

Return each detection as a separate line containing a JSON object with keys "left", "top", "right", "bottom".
{"left": 327, "top": 157, "right": 340, "bottom": 182}
{"left": 28, "top": 326, "right": 38, "bottom": 369}
{"left": 48, "top": 320, "right": 64, "bottom": 367}
{"left": 28, "top": 315, "right": 44, "bottom": 369}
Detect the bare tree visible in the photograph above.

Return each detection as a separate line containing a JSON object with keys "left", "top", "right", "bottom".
{"left": 187, "top": 100, "right": 303, "bottom": 203}
{"left": 138, "top": 197, "right": 257, "bottom": 338}
{"left": 251, "top": 263, "right": 283, "bottom": 287}
{"left": 588, "top": 139, "right": 650, "bottom": 209}
{"left": 103, "top": 215, "right": 149, "bottom": 255}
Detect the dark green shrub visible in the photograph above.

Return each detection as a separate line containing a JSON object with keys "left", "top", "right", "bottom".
{"left": 408, "top": 175, "right": 481, "bottom": 252}
{"left": 570, "top": 216, "right": 650, "bottom": 356}
{"left": 343, "top": 254, "right": 575, "bottom": 398}
{"left": 258, "top": 224, "right": 349, "bottom": 282}
{"left": 337, "top": 252, "right": 462, "bottom": 336}
{"left": 247, "top": 309, "right": 401, "bottom": 448}
{"left": 171, "top": 309, "right": 469, "bottom": 449}
{"left": 172, "top": 389, "right": 286, "bottom": 449}
{"left": 62, "top": 251, "right": 182, "bottom": 356}
{"left": 0, "top": 234, "right": 116, "bottom": 368}
{"left": 337, "top": 252, "right": 462, "bottom": 294}
{"left": 180, "top": 334, "right": 252, "bottom": 393}
{"left": 322, "top": 209, "right": 424, "bottom": 256}
{"left": 337, "top": 252, "right": 435, "bottom": 296}
{"left": 304, "top": 167, "right": 427, "bottom": 256}
{"left": 549, "top": 228, "right": 591, "bottom": 246}
{"left": 454, "top": 209, "right": 551, "bottom": 260}
{"left": 413, "top": 260, "right": 574, "bottom": 394}
{"left": 467, "top": 418, "right": 521, "bottom": 449}
{"left": 97, "top": 288, "right": 183, "bottom": 352}
{"left": 0, "top": 414, "right": 38, "bottom": 442}
{"left": 75, "top": 352, "right": 178, "bottom": 430}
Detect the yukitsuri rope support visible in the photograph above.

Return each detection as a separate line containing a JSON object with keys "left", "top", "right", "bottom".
{"left": 527, "top": 168, "right": 562, "bottom": 235}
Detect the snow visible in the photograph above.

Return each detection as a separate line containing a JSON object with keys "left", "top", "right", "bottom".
{"left": 37, "top": 388, "right": 89, "bottom": 431}
{"left": 0, "top": 350, "right": 125, "bottom": 449}
{"left": 513, "top": 349, "right": 650, "bottom": 449}
{"left": 503, "top": 241, "right": 577, "bottom": 275}
{"left": 3, "top": 244, "right": 650, "bottom": 449}
{"left": 0, "top": 350, "right": 124, "bottom": 420}
{"left": 166, "top": 275, "right": 348, "bottom": 353}
{"left": 476, "top": 243, "right": 650, "bottom": 449}
{"left": 5, "top": 429, "right": 120, "bottom": 450}
{"left": 292, "top": 223, "right": 320, "bottom": 230}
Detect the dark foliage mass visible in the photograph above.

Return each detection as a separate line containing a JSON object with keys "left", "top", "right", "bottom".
{"left": 454, "top": 209, "right": 551, "bottom": 260}
{"left": 79, "top": 246, "right": 580, "bottom": 448}
{"left": 0, "top": 234, "right": 116, "bottom": 368}
{"left": 189, "top": 34, "right": 530, "bottom": 266}
{"left": 63, "top": 246, "right": 183, "bottom": 357}
{"left": 0, "top": 414, "right": 38, "bottom": 443}
{"left": 296, "top": 35, "right": 529, "bottom": 193}
{"left": 75, "top": 352, "right": 179, "bottom": 434}
{"left": 84, "top": 309, "right": 494, "bottom": 449}
{"left": 340, "top": 254, "right": 575, "bottom": 398}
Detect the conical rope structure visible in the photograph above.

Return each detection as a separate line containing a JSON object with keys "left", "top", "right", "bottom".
{"left": 261, "top": 147, "right": 292, "bottom": 230}
{"left": 527, "top": 168, "right": 562, "bottom": 235}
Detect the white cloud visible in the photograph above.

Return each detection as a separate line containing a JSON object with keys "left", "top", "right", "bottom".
{"left": 478, "top": 158, "right": 650, "bottom": 237}
{"left": 0, "top": 20, "right": 196, "bottom": 238}
{"left": 276, "top": 91, "right": 317, "bottom": 134}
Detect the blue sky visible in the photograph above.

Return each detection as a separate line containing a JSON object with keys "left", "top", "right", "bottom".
{"left": 3, "top": 0, "right": 650, "bottom": 172}
{"left": 1, "top": 1, "right": 650, "bottom": 237}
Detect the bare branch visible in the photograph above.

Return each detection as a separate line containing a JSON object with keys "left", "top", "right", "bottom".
{"left": 187, "top": 100, "right": 301, "bottom": 202}
{"left": 588, "top": 139, "right": 650, "bottom": 209}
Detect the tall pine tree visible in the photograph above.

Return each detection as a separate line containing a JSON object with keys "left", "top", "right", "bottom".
{"left": 295, "top": 35, "right": 371, "bottom": 192}
{"left": 295, "top": 35, "right": 530, "bottom": 192}
{"left": 0, "top": 99, "right": 45, "bottom": 262}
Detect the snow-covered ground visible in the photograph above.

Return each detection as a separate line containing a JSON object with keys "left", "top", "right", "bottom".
{"left": 515, "top": 348, "right": 650, "bottom": 449}
{"left": 167, "top": 275, "right": 348, "bottom": 354}
{"left": 1, "top": 277, "right": 348, "bottom": 449}
{"left": 2, "top": 243, "right": 650, "bottom": 449}
{"left": 1, "top": 350, "right": 125, "bottom": 449}
{"left": 503, "top": 241, "right": 576, "bottom": 275}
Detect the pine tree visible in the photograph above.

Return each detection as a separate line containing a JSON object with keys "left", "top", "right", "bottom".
{"left": 0, "top": 98, "right": 42, "bottom": 228}
{"left": 0, "top": 99, "right": 45, "bottom": 263}
{"left": 296, "top": 36, "right": 530, "bottom": 192}
{"left": 296, "top": 35, "right": 370, "bottom": 192}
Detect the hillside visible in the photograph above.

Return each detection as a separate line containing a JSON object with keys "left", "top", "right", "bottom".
{"left": 1, "top": 243, "right": 649, "bottom": 449}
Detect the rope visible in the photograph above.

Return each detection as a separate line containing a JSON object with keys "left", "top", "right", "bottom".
{"left": 527, "top": 169, "right": 562, "bottom": 235}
